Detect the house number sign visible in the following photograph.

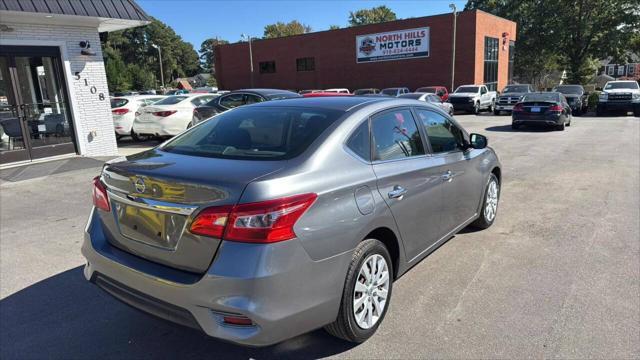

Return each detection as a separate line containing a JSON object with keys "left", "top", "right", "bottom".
{"left": 75, "top": 72, "right": 105, "bottom": 101}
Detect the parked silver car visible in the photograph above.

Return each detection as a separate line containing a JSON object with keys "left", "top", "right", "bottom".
{"left": 398, "top": 92, "right": 454, "bottom": 115}
{"left": 82, "top": 97, "right": 501, "bottom": 346}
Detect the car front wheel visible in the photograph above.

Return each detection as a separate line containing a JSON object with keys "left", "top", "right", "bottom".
{"left": 472, "top": 173, "right": 500, "bottom": 229}
{"left": 325, "top": 239, "right": 393, "bottom": 343}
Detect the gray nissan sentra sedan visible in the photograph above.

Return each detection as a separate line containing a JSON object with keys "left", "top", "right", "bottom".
{"left": 82, "top": 97, "right": 501, "bottom": 346}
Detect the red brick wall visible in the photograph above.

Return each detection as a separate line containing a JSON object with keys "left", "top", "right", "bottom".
{"left": 214, "top": 10, "right": 516, "bottom": 92}
{"left": 473, "top": 11, "right": 518, "bottom": 91}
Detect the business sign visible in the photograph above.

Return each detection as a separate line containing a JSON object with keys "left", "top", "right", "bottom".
{"left": 356, "top": 27, "right": 430, "bottom": 63}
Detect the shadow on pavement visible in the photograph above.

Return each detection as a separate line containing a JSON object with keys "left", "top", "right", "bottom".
{"left": 484, "top": 124, "right": 557, "bottom": 133}
{"left": 0, "top": 267, "right": 356, "bottom": 359}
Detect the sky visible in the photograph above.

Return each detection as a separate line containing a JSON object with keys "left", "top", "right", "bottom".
{"left": 137, "top": 0, "right": 467, "bottom": 52}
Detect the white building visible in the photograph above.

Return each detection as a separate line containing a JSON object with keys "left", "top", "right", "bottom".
{"left": 0, "top": 0, "right": 149, "bottom": 166}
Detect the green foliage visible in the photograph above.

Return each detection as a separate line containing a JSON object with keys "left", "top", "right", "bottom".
{"left": 199, "top": 38, "right": 229, "bottom": 73}
{"left": 101, "top": 17, "right": 201, "bottom": 92}
{"left": 329, "top": 25, "right": 341, "bottom": 30}
{"left": 465, "top": 0, "right": 640, "bottom": 85}
{"left": 348, "top": 5, "right": 397, "bottom": 26}
{"left": 587, "top": 91, "right": 600, "bottom": 110}
{"left": 263, "top": 20, "right": 312, "bottom": 39}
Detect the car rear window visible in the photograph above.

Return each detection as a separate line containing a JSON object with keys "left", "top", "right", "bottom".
{"left": 455, "top": 86, "right": 479, "bottom": 93}
{"left": 110, "top": 98, "right": 128, "bottom": 108}
{"left": 381, "top": 89, "right": 399, "bottom": 96}
{"left": 398, "top": 93, "right": 424, "bottom": 100}
{"left": 161, "top": 106, "right": 343, "bottom": 160}
{"left": 522, "top": 93, "right": 560, "bottom": 102}
{"left": 503, "top": 85, "right": 530, "bottom": 93}
{"left": 553, "top": 85, "right": 583, "bottom": 95}
{"left": 153, "top": 96, "right": 189, "bottom": 105}
{"left": 266, "top": 92, "right": 302, "bottom": 100}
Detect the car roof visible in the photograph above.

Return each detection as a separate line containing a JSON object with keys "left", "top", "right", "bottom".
{"left": 248, "top": 96, "right": 442, "bottom": 113}
{"left": 230, "top": 88, "right": 299, "bottom": 96}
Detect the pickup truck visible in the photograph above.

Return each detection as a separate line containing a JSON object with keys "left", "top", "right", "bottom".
{"left": 596, "top": 80, "right": 640, "bottom": 117}
{"left": 448, "top": 85, "right": 497, "bottom": 114}
{"left": 494, "top": 84, "right": 534, "bottom": 115}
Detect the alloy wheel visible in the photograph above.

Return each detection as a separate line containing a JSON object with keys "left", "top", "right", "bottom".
{"left": 353, "top": 254, "right": 390, "bottom": 329}
{"left": 484, "top": 180, "right": 499, "bottom": 222}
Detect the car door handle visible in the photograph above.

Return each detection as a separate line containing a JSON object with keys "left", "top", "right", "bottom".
{"left": 388, "top": 185, "right": 407, "bottom": 199}
{"left": 442, "top": 170, "right": 453, "bottom": 182}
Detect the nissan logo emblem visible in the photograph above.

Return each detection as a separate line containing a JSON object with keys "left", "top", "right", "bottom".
{"left": 134, "top": 178, "right": 146, "bottom": 193}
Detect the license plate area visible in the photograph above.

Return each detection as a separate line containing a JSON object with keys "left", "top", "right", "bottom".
{"left": 113, "top": 201, "right": 187, "bottom": 250}
{"left": 531, "top": 107, "right": 541, "bottom": 112}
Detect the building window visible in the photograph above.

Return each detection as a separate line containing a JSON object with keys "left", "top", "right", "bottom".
{"left": 296, "top": 57, "right": 315, "bottom": 71}
{"left": 607, "top": 65, "right": 615, "bottom": 76}
{"left": 617, "top": 65, "right": 625, "bottom": 76}
{"left": 508, "top": 41, "right": 515, "bottom": 84}
{"left": 483, "top": 37, "right": 499, "bottom": 91}
{"left": 628, "top": 64, "right": 636, "bottom": 76}
{"left": 259, "top": 61, "right": 276, "bottom": 74}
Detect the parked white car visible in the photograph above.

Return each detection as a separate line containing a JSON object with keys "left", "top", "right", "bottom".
{"left": 132, "top": 94, "right": 216, "bottom": 138}
{"left": 111, "top": 95, "right": 165, "bottom": 140}
{"left": 448, "top": 84, "right": 497, "bottom": 114}
{"left": 324, "top": 88, "right": 350, "bottom": 94}
{"left": 398, "top": 92, "right": 454, "bottom": 115}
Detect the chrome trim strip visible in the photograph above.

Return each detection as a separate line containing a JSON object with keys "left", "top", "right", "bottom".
{"left": 107, "top": 190, "right": 198, "bottom": 216}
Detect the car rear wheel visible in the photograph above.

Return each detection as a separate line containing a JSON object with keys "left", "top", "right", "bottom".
{"left": 473, "top": 102, "right": 480, "bottom": 115}
{"left": 556, "top": 122, "right": 566, "bottom": 131}
{"left": 494, "top": 109, "right": 501, "bottom": 115}
{"left": 472, "top": 173, "right": 500, "bottom": 229}
{"left": 131, "top": 131, "right": 149, "bottom": 142}
{"left": 511, "top": 123, "right": 520, "bottom": 130}
{"left": 325, "top": 239, "right": 393, "bottom": 343}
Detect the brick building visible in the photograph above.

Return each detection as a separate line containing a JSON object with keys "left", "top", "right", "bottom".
{"left": 215, "top": 10, "right": 516, "bottom": 93}
{"left": 0, "top": 0, "right": 149, "bottom": 166}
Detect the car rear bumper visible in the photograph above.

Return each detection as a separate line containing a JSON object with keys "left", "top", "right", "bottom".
{"left": 132, "top": 122, "right": 180, "bottom": 137}
{"left": 81, "top": 208, "right": 350, "bottom": 346}
{"left": 512, "top": 112, "right": 564, "bottom": 125}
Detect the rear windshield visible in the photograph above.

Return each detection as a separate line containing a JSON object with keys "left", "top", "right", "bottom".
{"left": 161, "top": 106, "right": 343, "bottom": 160}
{"left": 110, "top": 98, "right": 129, "bottom": 108}
{"left": 381, "top": 89, "right": 399, "bottom": 95}
{"left": 153, "top": 96, "right": 189, "bottom": 105}
{"left": 416, "top": 87, "right": 437, "bottom": 93}
{"left": 553, "top": 85, "right": 583, "bottom": 94}
{"left": 398, "top": 93, "right": 424, "bottom": 100}
{"left": 503, "top": 85, "right": 530, "bottom": 93}
{"left": 455, "top": 86, "right": 479, "bottom": 93}
{"left": 266, "top": 92, "right": 301, "bottom": 100}
{"left": 604, "top": 82, "right": 639, "bottom": 90}
{"left": 522, "top": 93, "right": 559, "bottom": 102}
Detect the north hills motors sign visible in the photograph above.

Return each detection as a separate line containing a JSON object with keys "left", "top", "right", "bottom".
{"left": 356, "top": 27, "right": 430, "bottom": 63}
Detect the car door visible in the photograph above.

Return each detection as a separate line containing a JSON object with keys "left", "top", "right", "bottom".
{"left": 480, "top": 86, "right": 489, "bottom": 106}
{"left": 370, "top": 107, "right": 445, "bottom": 261}
{"left": 414, "top": 107, "right": 486, "bottom": 233}
{"left": 217, "top": 93, "right": 247, "bottom": 111}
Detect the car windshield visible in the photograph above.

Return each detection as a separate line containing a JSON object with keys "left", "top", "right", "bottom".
{"left": 110, "top": 98, "right": 128, "bottom": 108}
{"left": 553, "top": 85, "right": 583, "bottom": 95}
{"left": 503, "top": 85, "right": 530, "bottom": 93}
{"left": 604, "top": 82, "right": 639, "bottom": 90}
{"left": 153, "top": 96, "right": 189, "bottom": 105}
{"left": 266, "top": 92, "right": 301, "bottom": 100}
{"left": 381, "top": 89, "right": 399, "bottom": 95}
{"left": 522, "top": 93, "right": 560, "bottom": 102}
{"left": 455, "top": 86, "right": 479, "bottom": 93}
{"left": 161, "top": 106, "right": 343, "bottom": 160}
{"left": 416, "top": 87, "right": 437, "bottom": 93}
{"left": 398, "top": 93, "right": 424, "bottom": 100}
{"left": 354, "top": 89, "right": 375, "bottom": 95}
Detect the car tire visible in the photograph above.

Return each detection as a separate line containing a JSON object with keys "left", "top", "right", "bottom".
{"left": 633, "top": 107, "right": 640, "bottom": 118}
{"left": 471, "top": 173, "right": 500, "bottom": 229}
{"left": 473, "top": 102, "right": 480, "bottom": 115}
{"left": 131, "top": 131, "right": 147, "bottom": 142}
{"left": 557, "top": 122, "right": 565, "bottom": 131}
{"left": 596, "top": 106, "right": 606, "bottom": 117}
{"left": 494, "top": 109, "right": 501, "bottom": 116}
{"left": 511, "top": 123, "right": 519, "bottom": 130}
{"left": 325, "top": 239, "right": 393, "bottom": 343}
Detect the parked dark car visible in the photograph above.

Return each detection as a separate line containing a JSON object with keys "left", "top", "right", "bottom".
{"left": 192, "top": 89, "right": 301, "bottom": 125}
{"left": 552, "top": 85, "right": 589, "bottom": 115}
{"left": 380, "top": 87, "right": 410, "bottom": 97}
{"left": 415, "top": 86, "right": 449, "bottom": 101}
{"left": 353, "top": 88, "right": 380, "bottom": 95}
{"left": 494, "top": 84, "right": 534, "bottom": 115}
{"left": 512, "top": 92, "right": 572, "bottom": 130}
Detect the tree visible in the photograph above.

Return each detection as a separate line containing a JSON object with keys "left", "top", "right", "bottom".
{"left": 263, "top": 20, "right": 312, "bottom": 39}
{"left": 465, "top": 0, "right": 640, "bottom": 85}
{"left": 329, "top": 25, "right": 341, "bottom": 30}
{"left": 199, "top": 38, "right": 229, "bottom": 73}
{"left": 348, "top": 5, "right": 396, "bottom": 26}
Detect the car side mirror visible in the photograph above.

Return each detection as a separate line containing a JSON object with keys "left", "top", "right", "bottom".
{"left": 469, "top": 133, "right": 488, "bottom": 149}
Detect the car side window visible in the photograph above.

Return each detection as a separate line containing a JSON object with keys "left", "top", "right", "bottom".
{"left": 245, "top": 94, "right": 264, "bottom": 104}
{"left": 219, "top": 93, "right": 246, "bottom": 109}
{"left": 428, "top": 95, "right": 440, "bottom": 103}
{"left": 415, "top": 109, "right": 465, "bottom": 154}
{"left": 371, "top": 109, "right": 425, "bottom": 161}
{"left": 346, "top": 120, "right": 371, "bottom": 161}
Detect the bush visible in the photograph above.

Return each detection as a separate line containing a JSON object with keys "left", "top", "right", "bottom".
{"left": 587, "top": 92, "right": 600, "bottom": 111}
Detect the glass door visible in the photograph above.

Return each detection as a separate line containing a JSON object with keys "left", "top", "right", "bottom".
{"left": 0, "top": 46, "right": 77, "bottom": 165}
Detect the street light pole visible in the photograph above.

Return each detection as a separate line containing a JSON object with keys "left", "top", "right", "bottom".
{"left": 241, "top": 34, "right": 254, "bottom": 87}
{"left": 151, "top": 43, "right": 164, "bottom": 89}
{"left": 449, "top": 4, "right": 458, "bottom": 92}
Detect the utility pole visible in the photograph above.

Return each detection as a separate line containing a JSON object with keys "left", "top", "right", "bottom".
{"left": 151, "top": 43, "right": 164, "bottom": 89}
{"left": 241, "top": 34, "right": 254, "bottom": 87}
{"left": 449, "top": 4, "right": 458, "bottom": 92}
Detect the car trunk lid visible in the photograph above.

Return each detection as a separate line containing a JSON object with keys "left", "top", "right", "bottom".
{"left": 98, "top": 149, "right": 285, "bottom": 273}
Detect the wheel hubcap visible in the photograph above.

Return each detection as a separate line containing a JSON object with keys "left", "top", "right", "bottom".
{"left": 353, "top": 254, "right": 390, "bottom": 329}
{"left": 484, "top": 180, "right": 499, "bottom": 222}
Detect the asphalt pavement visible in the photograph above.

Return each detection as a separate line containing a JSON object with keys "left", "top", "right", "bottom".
{"left": 1, "top": 114, "right": 638, "bottom": 359}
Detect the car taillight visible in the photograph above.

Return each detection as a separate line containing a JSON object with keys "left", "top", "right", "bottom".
{"left": 548, "top": 105, "right": 563, "bottom": 112}
{"left": 92, "top": 176, "right": 111, "bottom": 211}
{"left": 189, "top": 193, "right": 317, "bottom": 243}
{"left": 513, "top": 103, "right": 524, "bottom": 112}
{"left": 152, "top": 110, "right": 177, "bottom": 117}
{"left": 112, "top": 108, "right": 129, "bottom": 115}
